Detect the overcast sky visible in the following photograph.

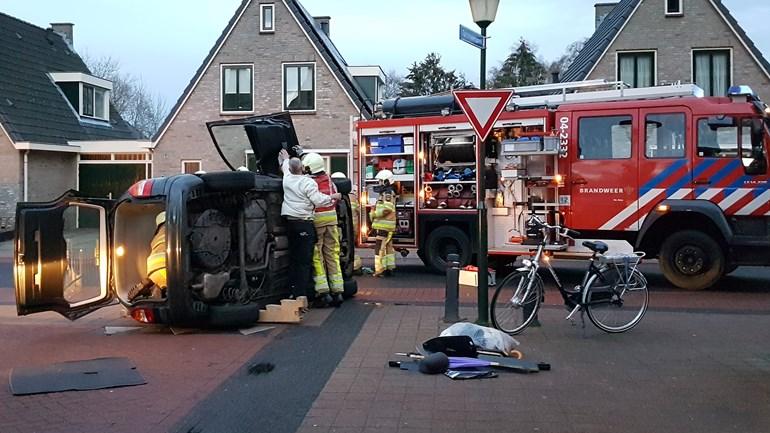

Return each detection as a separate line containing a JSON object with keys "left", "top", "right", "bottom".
{"left": 3, "top": 0, "right": 769, "bottom": 106}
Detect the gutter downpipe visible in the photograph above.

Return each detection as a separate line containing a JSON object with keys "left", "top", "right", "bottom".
{"left": 23, "top": 150, "right": 29, "bottom": 201}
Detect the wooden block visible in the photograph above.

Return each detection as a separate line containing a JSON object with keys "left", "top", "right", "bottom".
{"left": 258, "top": 296, "right": 308, "bottom": 324}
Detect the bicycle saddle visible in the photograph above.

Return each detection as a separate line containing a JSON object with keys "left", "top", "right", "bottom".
{"left": 582, "top": 241, "right": 609, "bottom": 254}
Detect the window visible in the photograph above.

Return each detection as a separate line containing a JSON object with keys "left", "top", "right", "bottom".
{"left": 284, "top": 63, "right": 315, "bottom": 111}
{"left": 741, "top": 118, "right": 768, "bottom": 175}
{"left": 645, "top": 113, "right": 686, "bottom": 158}
{"left": 578, "top": 116, "right": 633, "bottom": 160}
{"left": 697, "top": 117, "right": 738, "bottom": 158}
{"left": 666, "top": 0, "right": 683, "bottom": 16}
{"left": 618, "top": 52, "right": 655, "bottom": 88}
{"left": 82, "top": 85, "right": 95, "bottom": 117}
{"left": 260, "top": 3, "right": 274, "bottom": 32}
{"left": 222, "top": 65, "right": 253, "bottom": 112}
{"left": 182, "top": 160, "right": 202, "bottom": 174}
{"left": 693, "top": 50, "right": 731, "bottom": 96}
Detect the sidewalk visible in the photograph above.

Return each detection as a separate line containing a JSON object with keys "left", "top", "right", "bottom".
{"left": 0, "top": 240, "right": 11, "bottom": 259}
{"left": 298, "top": 304, "right": 770, "bottom": 433}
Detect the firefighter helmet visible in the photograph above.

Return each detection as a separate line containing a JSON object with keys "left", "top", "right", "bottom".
{"left": 302, "top": 152, "right": 325, "bottom": 174}
{"left": 375, "top": 169, "right": 394, "bottom": 185}
{"left": 331, "top": 172, "right": 346, "bottom": 179}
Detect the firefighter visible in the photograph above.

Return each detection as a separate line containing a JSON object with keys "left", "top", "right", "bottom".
{"left": 370, "top": 169, "right": 397, "bottom": 277}
{"left": 128, "top": 211, "right": 167, "bottom": 301}
{"left": 331, "top": 172, "right": 362, "bottom": 274}
{"left": 303, "top": 153, "right": 345, "bottom": 307}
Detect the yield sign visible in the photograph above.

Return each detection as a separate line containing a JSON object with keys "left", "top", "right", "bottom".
{"left": 453, "top": 90, "right": 513, "bottom": 141}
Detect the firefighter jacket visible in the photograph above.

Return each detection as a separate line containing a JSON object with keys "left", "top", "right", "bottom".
{"left": 370, "top": 189, "right": 397, "bottom": 232}
{"left": 146, "top": 223, "right": 167, "bottom": 288}
{"left": 311, "top": 173, "right": 338, "bottom": 227}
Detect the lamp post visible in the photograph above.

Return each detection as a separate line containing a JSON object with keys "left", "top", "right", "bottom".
{"left": 469, "top": 0, "right": 499, "bottom": 325}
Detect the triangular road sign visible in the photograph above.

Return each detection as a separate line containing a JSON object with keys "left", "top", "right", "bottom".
{"left": 453, "top": 90, "right": 513, "bottom": 141}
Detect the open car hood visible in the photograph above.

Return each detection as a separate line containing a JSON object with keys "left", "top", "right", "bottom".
{"left": 206, "top": 112, "right": 302, "bottom": 176}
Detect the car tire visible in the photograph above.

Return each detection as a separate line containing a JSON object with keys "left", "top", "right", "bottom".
{"left": 199, "top": 171, "right": 256, "bottom": 192}
{"left": 424, "top": 226, "right": 471, "bottom": 273}
{"left": 659, "top": 230, "right": 724, "bottom": 291}
{"left": 343, "top": 278, "right": 358, "bottom": 299}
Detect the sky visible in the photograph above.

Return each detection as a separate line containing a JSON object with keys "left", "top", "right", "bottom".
{"left": 3, "top": 0, "right": 770, "bottom": 107}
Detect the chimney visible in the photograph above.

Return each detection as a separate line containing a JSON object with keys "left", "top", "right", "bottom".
{"left": 314, "top": 16, "right": 330, "bottom": 37}
{"left": 594, "top": 3, "right": 618, "bottom": 29}
{"left": 50, "top": 22, "right": 74, "bottom": 47}
{"left": 551, "top": 71, "right": 560, "bottom": 84}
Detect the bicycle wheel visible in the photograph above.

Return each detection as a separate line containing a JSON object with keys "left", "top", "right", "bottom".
{"left": 584, "top": 266, "right": 648, "bottom": 333}
{"left": 490, "top": 270, "right": 543, "bottom": 335}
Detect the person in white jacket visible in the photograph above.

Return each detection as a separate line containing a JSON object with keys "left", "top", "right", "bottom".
{"left": 279, "top": 150, "right": 340, "bottom": 303}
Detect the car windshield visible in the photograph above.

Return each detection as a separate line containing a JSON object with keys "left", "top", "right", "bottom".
{"left": 209, "top": 124, "right": 253, "bottom": 170}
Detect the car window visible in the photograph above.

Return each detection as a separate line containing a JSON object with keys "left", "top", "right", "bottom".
{"left": 697, "top": 117, "right": 738, "bottom": 158}
{"left": 578, "top": 116, "right": 633, "bottom": 159}
{"left": 645, "top": 113, "right": 685, "bottom": 158}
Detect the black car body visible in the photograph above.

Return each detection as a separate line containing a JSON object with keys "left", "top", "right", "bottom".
{"left": 13, "top": 113, "right": 357, "bottom": 327}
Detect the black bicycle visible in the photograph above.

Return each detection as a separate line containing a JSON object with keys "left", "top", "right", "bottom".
{"left": 491, "top": 215, "right": 648, "bottom": 334}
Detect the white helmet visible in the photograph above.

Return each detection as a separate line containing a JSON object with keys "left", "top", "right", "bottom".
{"left": 156, "top": 211, "right": 166, "bottom": 226}
{"left": 375, "top": 169, "right": 394, "bottom": 185}
{"left": 331, "top": 172, "right": 346, "bottom": 179}
{"left": 301, "top": 152, "right": 325, "bottom": 174}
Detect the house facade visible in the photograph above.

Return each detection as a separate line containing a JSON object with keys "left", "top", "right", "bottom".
{"left": 153, "top": 0, "right": 381, "bottom": 177}
{"left": 0, "top": 14, "right": 149, "bottom": 235}
{"left": 563, "top": 0, "right": 770, "bottom": 101}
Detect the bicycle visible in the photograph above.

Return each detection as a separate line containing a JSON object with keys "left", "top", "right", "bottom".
{"left": 490, "top": 214, "right": 649, "bottom": 334}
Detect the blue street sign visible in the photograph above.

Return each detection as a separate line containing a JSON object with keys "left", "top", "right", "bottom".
{"left": 459, "top": 25, "right": 485, "bottom": 50}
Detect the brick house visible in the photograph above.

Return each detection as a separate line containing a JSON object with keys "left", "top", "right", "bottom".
{"left": 153, "top": 0, "right": 382, "bottom": 177}
{"left": 562, "top": 0, "right": 770, "bottom": 101}
{"left": 0, "top": 13, "right": 150, "bottom": 236}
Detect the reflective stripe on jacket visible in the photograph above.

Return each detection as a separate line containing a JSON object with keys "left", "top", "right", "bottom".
{"left": 371, "top": 194, "right": 396, "bottom": 232}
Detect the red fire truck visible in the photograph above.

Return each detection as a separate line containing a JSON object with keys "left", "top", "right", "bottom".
{"left": 354, "top": 80, "right": 770, "bottom": 290}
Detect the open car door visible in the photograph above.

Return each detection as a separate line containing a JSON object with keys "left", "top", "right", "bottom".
{"left": 15, "top": 191, "right": 115, "bottom": 320}
{"left": 206, "top": 111, "right": 302, "bottom": 176}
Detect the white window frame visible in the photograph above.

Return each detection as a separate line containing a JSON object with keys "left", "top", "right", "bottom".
{"left": 79, "top": 83, "right": 110, "bottom": 121}
{"left": 282, "top": 62, "right": 317, "bottom": 113}
{"left": 220, "top": 63, "right": 255, "bottom": 115}
{"left": 691, "top": 48, "right": 734, "bottom": 97}
{"left": 615, "top": 50, "right": 658, "bottom": 88}
{"left": 665, "top": 0, "right": 683, "bottom": 16}
{"left": 260, "top": 3, "right": 275, "bottom": 33}
{"left": 181, "top": 160, "right": 202, "bottom": 174}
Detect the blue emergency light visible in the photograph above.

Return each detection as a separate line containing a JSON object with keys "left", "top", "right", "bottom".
{"left": 728, "top": 85, "right": 755, "bottom": 97}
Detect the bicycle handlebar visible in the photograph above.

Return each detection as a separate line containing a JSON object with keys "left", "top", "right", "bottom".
{"left": 526, "top": 214, "right": 582, "bottom": 240}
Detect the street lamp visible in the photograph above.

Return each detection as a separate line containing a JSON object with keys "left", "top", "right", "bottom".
{"left": 468, "top": 0, "right": 499, "bottom": 325}
{"left": 469, "top": 0, "right": 500, "bottom": 90}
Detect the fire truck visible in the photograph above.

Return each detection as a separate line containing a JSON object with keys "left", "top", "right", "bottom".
{"left": 354, "top": 80, "right": 770, "bottom": 291}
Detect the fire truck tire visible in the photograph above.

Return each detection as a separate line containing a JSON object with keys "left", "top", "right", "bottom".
{"left": 659, "top": 230, "right": 724, "bottom": 291}
{"left": 424, "top": 226, "right": 471, "bottom": 273}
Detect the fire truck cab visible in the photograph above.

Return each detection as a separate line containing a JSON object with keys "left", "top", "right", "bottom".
{"left": 354, "top": 81, "right": 770, "bottom": 290}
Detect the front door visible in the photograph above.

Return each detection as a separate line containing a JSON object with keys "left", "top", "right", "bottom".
{"left": 15, "top": 191, "right": 115, "bottom": 320}
{"left": 569, "top": 110, "right": 638, "bottom": 231}
{"left": 635, "top": 107, "right": 693, "bottom": 229}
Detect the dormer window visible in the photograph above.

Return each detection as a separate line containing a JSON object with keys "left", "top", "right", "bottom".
{"left": 50, "top": 72, "right": 112, "bottom": 121}
{"left": 666, "top": 0, "right": 683, "bottom": 16}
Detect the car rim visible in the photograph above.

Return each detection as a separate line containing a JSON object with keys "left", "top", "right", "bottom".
{"left": 674, "top": 245, "right": 707, "bottom": 275}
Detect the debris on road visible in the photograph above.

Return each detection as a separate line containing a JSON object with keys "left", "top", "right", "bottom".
{"left": 9, "top": 357, "right": 146, "bottom": 396}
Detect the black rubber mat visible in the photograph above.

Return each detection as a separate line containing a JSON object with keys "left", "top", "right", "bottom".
{"left": 172, "top": 301, "right": 371, "bottom": 433}
{"left": 9, "top": 357, "right": 146, "bottom": 395}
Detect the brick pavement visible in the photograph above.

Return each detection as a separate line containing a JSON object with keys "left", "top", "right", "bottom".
{"left": 298, "top": 304, "right": 770, "bottom": 433}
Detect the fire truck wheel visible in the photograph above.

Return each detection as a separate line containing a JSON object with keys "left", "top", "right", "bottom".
{"left": 659, "top": 230, "right": 724, "bottom": 291}
{"left": 424, "top": 226, "right": 471, "bottom": 273}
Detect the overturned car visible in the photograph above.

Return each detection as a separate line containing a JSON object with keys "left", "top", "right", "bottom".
{"left": 14, "top": 113, "right": 357, "bottom": 327}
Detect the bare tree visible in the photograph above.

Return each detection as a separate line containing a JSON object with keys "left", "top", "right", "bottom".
{"left": 382, "top": 69, "right": 404, "bottom": 99}
{"left": 84, "top": 55, "right": 168, "bottom": 138}
{"left": 549, "top": 38, "right": 589, "bottom": 78}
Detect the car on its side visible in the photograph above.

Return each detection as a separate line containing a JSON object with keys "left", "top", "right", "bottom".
{"left": 13, "top": 112, "right": 357, "bottom": 327}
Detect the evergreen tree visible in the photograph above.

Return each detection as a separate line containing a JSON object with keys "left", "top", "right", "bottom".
{"left": 401, "top": 53, "right": 467, "bottom": 96}
{"left": 489, "top": 38, "right": 547, "bottom": 88}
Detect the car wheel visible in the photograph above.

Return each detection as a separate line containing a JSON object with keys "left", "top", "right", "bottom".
{"left": 343, "top": 278, "right": 358, "bottom": 299}
{"left": 424, "top": 226, "right": 471, "bottom": 273}
{"left": 659, "top": 230, "right": 724, "bottom": 291}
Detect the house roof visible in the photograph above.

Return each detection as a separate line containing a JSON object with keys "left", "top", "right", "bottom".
{"left": 0, "top": 12, "right": 142, "bottom": 145}
{"left": 153, "top": 0, "right": 372, "bottom": 142}
{"left": 561, "top": 0, "right": 770, "bottom": 83}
